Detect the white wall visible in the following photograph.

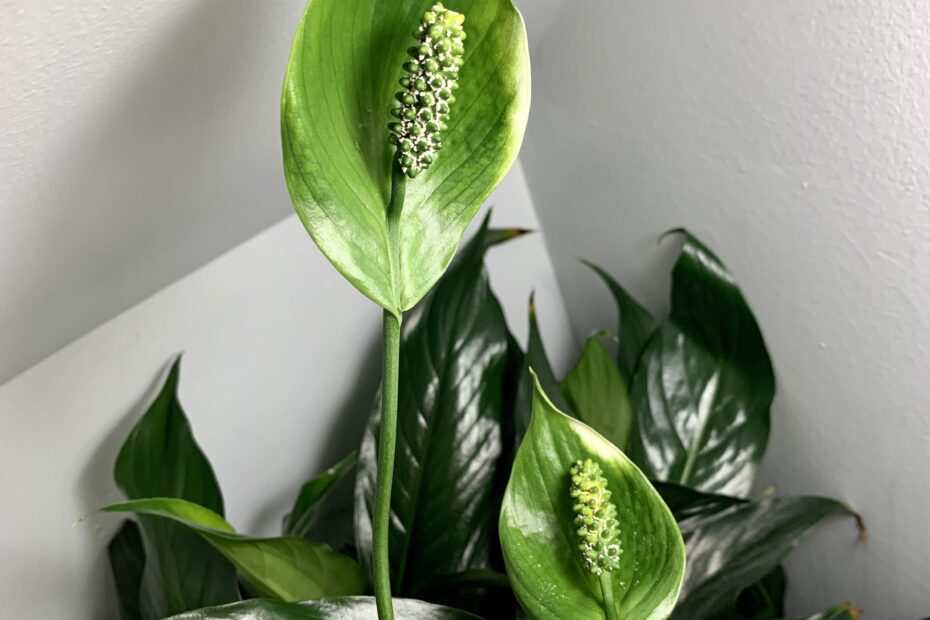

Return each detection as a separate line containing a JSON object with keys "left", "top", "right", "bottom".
{"left": 521, "top": 1, "right": 930, "bottom": 618}
{"left": 0, "top": 165, "right": 575, "bottom": 620}
{"left": 0, "top": 0, "right": 304, "bottom": 384}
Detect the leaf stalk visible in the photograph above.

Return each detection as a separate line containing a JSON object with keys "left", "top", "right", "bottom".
{"left": 373, "top": 164, "right": 407, "bottom": 620}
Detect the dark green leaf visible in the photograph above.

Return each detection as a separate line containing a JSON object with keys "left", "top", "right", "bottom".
{"left": 785, "top": 604, "right": 861, "bottom": 620}
{"left": 561, "top": 335, "right": 633, "bottom": 450}
{"left": 354, "top": 218, "right": 512, "bottom": 595}
{"left": 668, "top": 232, "right": 775, "bottom": 405}
{"left": 417, "top": 569, "right": 517, "bottom": 620}
{"left": 513, "top": 295, "right": 567, "bottom": 443}
{"left": 500, "top": 373, "right": 686, "bottom": 620}
{"left": 732, "top": 565, "right": 786, "bottom": 620}
{"left": 284, "top": 451, "right": 358, "bottom": 538}
{"left": 584, "top": 261, "right": 656, "bottom": 383}
{"left": 421, "top": 568, "right": 511, "bottom": 592}
{"left": 108, "top": 520, "right": 146, "bottom": 620}
{"left": 114, "top": 357, "right": 238, "bottom": 618}
{"left": 101, "top": 498, "right": 364, "bottom": 602}
{"left": 629, "top": 232, "right": 774, "bottom": 496}
{"left": 672, "top": 496, "right": 861, "bottom": 620}
{"left": 282, "top": 0, "right": 531, "bottom": 313}
{"left": 651, "top": 481, "right": 746, "bottom": 525}
{"left": 167, "top": 596, "right": 483, "bottom": 619}
{"left": 630, "top": 324, "right": 762, "bottom": 495}
{"left": 500, "top": 332, "right": 525, "bottom": 454}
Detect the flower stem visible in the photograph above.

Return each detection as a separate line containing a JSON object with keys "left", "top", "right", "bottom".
{"left": 373, "top": 164, "right": 406, "bottom": 620}
{"left": 373, "top": 309, "right": 401, "bottom": 620}
{"left": 599, "top": 572, "right": 619, "bottom": 620}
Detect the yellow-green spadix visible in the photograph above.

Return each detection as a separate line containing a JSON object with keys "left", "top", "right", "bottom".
{"left": 570, "top": 458, "right": 623, "bottom": 575}
{"left": 388, "top": 3, "right": 465, "bottom": 178}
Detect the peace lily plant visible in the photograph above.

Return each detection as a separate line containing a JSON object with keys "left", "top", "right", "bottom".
{"left": 282, "top": 0, "right": 684, "bottom": 617}
{"left": 85, "top": 1, "right": 896, "bottom": 619}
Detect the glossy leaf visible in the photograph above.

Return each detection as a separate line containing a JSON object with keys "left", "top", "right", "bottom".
{"left": 113, "top": 357, "right": 238, "bottom": 618}
{"left": 672, "top": 496, "right": 861, "bottom": 620}
{"left": 668, "top": 232, "right": 775, "bottom": 404}
{"left": 585, "top": 261, "right": 656, "bottom": 382}
{"left": 787, "top": 604, "right": 860, "bottom": 620}
{"left": 281, "top": 0, "right": 531, "bottom": 314}
{"left": 513, "top": 295, "right": 567, "bottom": 442}
{"left": 630, "top": 233, "right": 775, "bottom": 496}
{"left": 101, "top": 498, "right": 364, "bottom": 602}
{"left": 167, "top": 597, "right": 483, "bottom": 619}
{"left": 500, "top": 373, "right": 685, "bottom": 620}
{"left": 354, "top": 219, "right": 511, "bottom": 594}
{"left": 108, "top": 521, "right": 146, "bottom": 620}
{"left": 284, "top": 451, "right": 358, "bottom": 538}
{"left": 561, "top": 335, "right": 633, "bottom": 450}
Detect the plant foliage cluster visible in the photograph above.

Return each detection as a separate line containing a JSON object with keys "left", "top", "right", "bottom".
{"left": 101, "top": 224, "right": 863, "bottom": 620}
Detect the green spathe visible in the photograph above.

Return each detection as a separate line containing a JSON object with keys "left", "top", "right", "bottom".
{"left": 500, "top": 371, "right": 685, "bottom": 620}
{"left": 282, "top": 0, "right": 530, "bottom": 314}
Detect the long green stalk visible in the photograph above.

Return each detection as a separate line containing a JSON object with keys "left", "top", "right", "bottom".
{"left": 373, "top": 166, "right": 406, "bottom": 620}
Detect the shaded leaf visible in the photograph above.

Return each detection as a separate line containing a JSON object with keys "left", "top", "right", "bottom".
{"left": 108, "top": 520, "right": 146, "bottom": 620}
{"left": 672, "top": 496, "right": 861, "bottom": 620}
{"left": 732, "top": 565, "right": 786, "bottom": 620}
{"left": 500, "top": 373, "right": 686, "bottom": 620}
{"left": 417, "top": 569, "right": 517, "bottom": 620}
{"left": 584, "top": 261, "right": 656, "bottom": 382}
{"left": 168, "top": 596, "right": 483, "bottom": 619}
{"left": 284, "top": 451, "right": 358, "bottom": 538}
{"left": 354, "top": 218, "right": 512, "bottom": 595}
{"left": 421, "top": 568, "right": 511, "bottom": 592}
{"left": 500, "top": 332, "right": 525, "bottom": 455}
{"left": 101, "top": 498, "right": 364, "bottom": 602}
{"left": 651, "top": 481, "right": 746, "bottom": 525}
{"left": 513, "top": 295, "right": 567, "bottom": 443}
{"left": 561, "top": 335, "right": 633, "bottom": 450}
{"left": 282, "top": 0, "right": 531, "bottom": 313}
{"left": 114, "top": 357, "right": 238, "bottom": 618}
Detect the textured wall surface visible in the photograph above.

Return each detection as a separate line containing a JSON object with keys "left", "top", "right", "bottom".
{"left": 521, "top": 1, "right": 930, "bottom": 617}
{"left": 0, "top": 0, "right": 304, "bottom": 383}
{"left": 0, "top": 165, "right": 574, "bottom": 620}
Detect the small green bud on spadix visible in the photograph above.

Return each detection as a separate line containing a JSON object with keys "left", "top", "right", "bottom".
{"left": 388, "top": 2, "right": 465, "bottom": 178}
{"left": 569, "top": 459, "right": 622, "bottom": 576}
